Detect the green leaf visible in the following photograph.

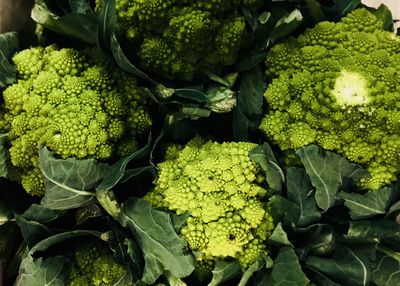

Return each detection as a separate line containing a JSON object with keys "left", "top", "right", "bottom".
{"left": 0, "top": 32, "right": 18, "bottom": 88}
{"left": 21, "top": 204, "right": 65, "bottom": 223}
{"left": 269, "top": 10, "right": 303, "bottom": 42}
{"left": 97, "top": 136, "right": 152, "bottom": 192}
{"left": 238, "top": 255, "right": 270, "bottom": 286}
{"left": 269, "top": 195, "right": 300, "bottom": 228}
{"left": 249, "top": 143, "right": 284, "bottom": 193}
{"left": 15, "top": 215, "right": 53, "bottom": 248}
{"left": 208, "top": 260, "right": 241, "bottom": 286}
{"left": 266, "top": 246, "right": 309, "bottom": 286}
{"left": 287, "top": 167, "right": 321, "bottom": 227}
{"left": 304, "top": 266, "right": 341, "bottom": 286}
{"left": 31, "top": 0, "right": 99, "bottom": 45}
{"left": 338, "top": 187, "right": 398, "bottom": 220}
{"left": 296, "top": 224, "right": 334, "bottom": 259}
{"left": 373, "top": 247, "right": 400, "bottom": 286}
{"left": 175, "top": 88, "right": 209, "bottom": 103}
{"left": 39, "top": 148, "right": 104, "bottom": 210}
{"left": 373, "top": 4, "right": 394, "bottom": 32}
{"left": 268, "top": 223, "right": 293, "bottom": 247}
{"left": 304, "top": 0, "right": 327, "bottom": 22}
{"left": 118, "top": 197, "right": 195, "bottom": 284}
{"left": 0, "top": 133, "right": 9, "bottom": 178}
{"left": 347, "top": 220, "right": 400, "bottom": 245}
{"left": 15, "top": 255, "right": 73, "bottom": 286}
{"left": 233, "top": 66, "right": 266, "bottom": 141}
{"left": 322, "top": 0, "right": 361, "bottom": 20}
{"left": 306, "top": 244, "right": 375, "bottom": 286}
{"left": 296, "top": 145, "right": 369, "bottom": 211}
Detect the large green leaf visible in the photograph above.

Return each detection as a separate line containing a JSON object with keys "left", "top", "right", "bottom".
{"left": 39, "top": 148, "right": 105, "bottom": 209}
{"left": 269, "top": 10, "right": 303, "bottom": 42}
{"left": 296, "top": 224, "right": 334, "bottom": 259}
{"left": 338, "top": 187, "right": 398, "bottom": 220}
{"left": 296, "top": 145, "right": 368, "bottom": 211}
{"left": 118, "top": 197, "right": 195, "bottom": 284}
{"left": 31, "top": 0, "right": 99, "bottom": 45}
{"left": 268, "top": 223, "right": 293, "bottom": 247}
{"left": 373, "top": 4, "right": 394, "bottom": 32}
{"left": 269, "top": 195, "right": 300, "bottom": 228}
{"left": 347, "top": 220, "right": 400, "bottom": 245}
{"left": 372, "top": 248, "right": 400, "bottom": 286}
{"left": 208, "top": 260, "right": 241, "bottom": 286}
{"left": 306, "top": 244, "right": 375, "bottom": 286}
{"left": 233, "top": 66, "right": 266, "bottom": 141}
{"left": 0, "top": 32, "right": 18, "bottom": 88}
{"left": 249, "top": 143, "right": 284, "bottom": 193}
{"left": 15, "top": 215, "right": 53, "bottom": 249}
{"left": 287, "top": 167, "right": 321, "bottom": 227}
{"left": 265, "top": 246, "right": 310, "bottom": 286}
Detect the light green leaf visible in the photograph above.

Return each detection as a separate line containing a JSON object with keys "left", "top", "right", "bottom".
{"left": 208, "top": 260, "right": 241, "bottom": 286}
{"left": 39, "top": 148, "right": 105, "bottom": 210}
{"left": 0, "top": 32, "right": 18, "bottom": 88}
{"left": 268, "top": 223, "right": 293, "bottom": 247}
{"left": 249, "top": 143, "right": 284, "bottom": 193}
{"left": 0, "top": 133, "right": 8, "bottom": 178}
{"left": 338, "top": 187, "right": 398, "bottom": 220}
{"left": 266, "top": 246, "right": 309, "bottom": 286}
{"left": 296, "top": 145, "right": 368, "bottom": 211}
{"left": 118, "top": 197, "right": 195, "bottom": 284}
{"left": 287, "top": 167, "right": 321, "bottom": 227}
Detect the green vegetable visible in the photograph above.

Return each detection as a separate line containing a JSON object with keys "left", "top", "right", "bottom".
{"left": 0, "top": 45, "right": 152, "bottom": 196}
{"left": 95, "top": 0, "right": 262, "bottom": 81}
{"left": 145, "top": 137, "right": 274, "bottom": 271}
{"left": 260, "top": 8, "right": 400, "bottom": 190}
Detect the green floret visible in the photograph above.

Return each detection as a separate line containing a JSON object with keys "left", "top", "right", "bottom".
{"left": 145, "top": 137, "right": 274, "bottom": 270}
{"left": 261, "top": 8, "right": 400, "bottom": 190}
{"left": 95, "top": 0, "right": 259, "bottom": 81}
{"left": 68, "top": 240, "right": 127, "bottom": 286}
{"left": 0, "top": 45, "right": 152, "bottom": 196}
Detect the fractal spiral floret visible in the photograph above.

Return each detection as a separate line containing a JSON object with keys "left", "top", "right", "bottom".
{"left": 145, "top": 137, "right": 274, "bottom": 269}
{"left": 0, "top": 45, "right": 152, "bottom": 196}
{"left": 260, "top": 8, "right": 400, "bottom": 190}
{"left": 95, "top": 0, "right": 262, "bottom": 81}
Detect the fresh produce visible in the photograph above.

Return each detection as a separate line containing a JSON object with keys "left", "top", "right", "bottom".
{"left": 0, "top": 45, "right": 151, "bottom": 195}
{"left": 95, "top": 0, "right": 261, "bottom": 81}
{"left": 260, "top": 8, "right": 400, "bottom": 190}
{"left": 0, "top": 1, "right": 400, "bottom": 286}
{"left": 145, "top": 138, "right": 274, "bottom": 270}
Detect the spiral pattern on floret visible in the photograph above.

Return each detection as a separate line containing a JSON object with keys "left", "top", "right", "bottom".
{"left": 261, "top": 8, "right": 400, "bottom": 190}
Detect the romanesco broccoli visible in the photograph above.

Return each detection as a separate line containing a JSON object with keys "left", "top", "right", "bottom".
{"left": 260, "top": 8, "right": 400, "bottom": 190}
{"left": 0, "top": 45, "right": 152, "bottom": 196}
{"left": 145, "top": 137, "right": 274, "bottom": 269}
{"left": 95, "top": 0, "right": 262, "bottom": 81}
{"left": 68, "top": 240, "right": 127, "bottom": 286}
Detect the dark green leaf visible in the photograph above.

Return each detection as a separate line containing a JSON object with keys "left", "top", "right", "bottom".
{"left": 31, "top": 0, "right": 99, "bottom": 45}
{"left": 119, "top": 166, "right": 157, "bottom": 185}
{"left": 75, "top": 204, "right": 103, "bottom": 225}
{"left": 266, "top": 246, "right": 309, "bottom": 286}
{"left": 304, "top": 0, "right": 327, "bottom": 22}
{"left": 296, "top": 224, "right": 334, "bottom": 259}
{"left": 322, "top": 0, "right": 361, "bottom": 20}
{"left": 21, "top": 204, "right": 65, "bottom": 223}
{"left": 296, "top": 145, "right": 369, "bottom": 211}
{"left": 269, "top": 195, "right": 300, "bottom": 228}
{"left": 15, "top": 215, "right": 53, "bottom": 248}
{"left": 0, "top": 223, "right": 20, "bottom": 265}
{"left": 15, "top": 255, "right": 73, "bottom": 286}
{"left": 233, "top": 50, "right": 268, "bottom": 73}
{"left": 39, "top": 148, "right": 104, "bottom": 210}
{"left": 208, "top": 260, "right": 241, "bottom": 286}
{"left": 304, "top": 266, "right": 341, "bottom": 286}
{"left": 181, "top": 107, "right": 211, "bottom": 118}
{"left": 171, "top": 213, "right": 190, "bottom": 233}
{"left": 118, "top": 197, "right": 195, "bottom": 284}
{"left": 97, "top": 136, "right": 152, "bottom": 192}
{"left": 175, "top": 88, "right": 209, "bottom": 103}
{"left": 373, "top": 247, "right": 400, "bottom": 286}
{"left": 373, "top": 4, "right": 394, "bottom": 32}
{"left": 306, "top": 244, "right": 375, "bottom": 286}
{"left": 238, "top": 255, "right": 270, "bottom": 286}
{"left": 249, "top": 143, "right": 284, "bottom": 193}
{"left": 386, "top": 199, "right": 400, "bottom": 218}
{"left": 98, "top": 0, "right": 116, "bottom": 51}
{"left": 69, "top": 0, "right": 93, "bottom": 15}
{"left": 268, "top": 223, "right": 293, "bottom": 247}
{"left": 287, "top": 167, "right": 321, "bottom": 227}
{"left": 347, "top": 220, "right": 400, "bottom": 245}
{"left": 338, "top": 187, "right": 398, "bottom": 220}
{"left": 233, "top": 66, "right": 266, "bottom": 141}
{"left": 269, "top": 10, "right": 303, "bottom": 42}
{"left": 0, "top": 32, "right": 18, "bottom": 88}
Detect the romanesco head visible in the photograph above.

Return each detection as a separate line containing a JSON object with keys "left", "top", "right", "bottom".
{"left": 145, "top": 137, "right": 274, "bottom": 269}
{"left": 95, "top": 0, "right": 257, "bottom": 81}
{"left": 260, "top": 8, "right": 400, "bottom": 190}
{"left": 68, "top": 239, "right": 127, "bottom": 286}
{"left": 1, "top": 45, "right": 152, "bottom": 196}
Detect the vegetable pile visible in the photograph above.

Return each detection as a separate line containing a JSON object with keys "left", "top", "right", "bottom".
{"left": 1, "top": 0, "right": 400, "bottom": 286}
